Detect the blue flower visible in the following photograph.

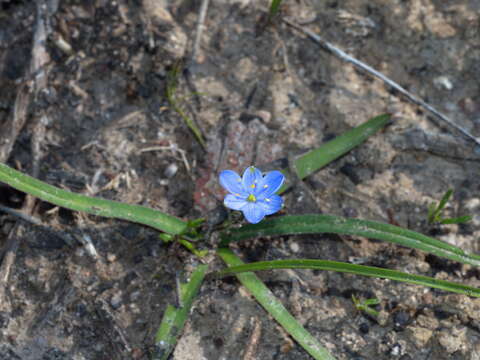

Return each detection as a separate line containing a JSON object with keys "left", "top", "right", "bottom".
{"left": 219, "top": 166, "right": 285, "bottom": 224}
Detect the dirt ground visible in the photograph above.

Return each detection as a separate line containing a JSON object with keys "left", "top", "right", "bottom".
{"left": 1, "top": 0, "right": 480, "bottom": 359}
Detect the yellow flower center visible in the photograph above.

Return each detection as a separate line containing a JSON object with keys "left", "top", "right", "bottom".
{"left": 247, "top": 194, "right": 256, "bottom": 202}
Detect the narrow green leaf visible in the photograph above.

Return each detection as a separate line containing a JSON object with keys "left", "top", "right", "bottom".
{"left": 220, "top": 214, "right": 480, "bottom": 267}
{"left": 294, "top": 114, "right": 390, "bottom": 180}
{"left": 215, "top": 259, "right": 480, "bottom": 298}
{"left": 437, "top": 189, "right": 453, "bottom": 214}
{"left": 0, "top": 163, "right": 187, "bottom": 235}
{"left": 217, "top": 248, "right": 336, "bottom": 360}
{"left": 166, "top": 63, "right": 206, "bottom": 148}
{"left": 440, "top": 215, "right": 473, "bottom": 225}
{"left": 427, "top": 203, "right": 437, "bottom": 224}
{"left": 363, "top": 298, "right": 380, "bottom": 306}
{"left": 268, "top": 0, "right": 283, "bottom": 20}
{"left": 154, "top": 264, "right": 208, "bottom": 360}
{"left": 278, "top": 114, "right": 390, "bottom": 194}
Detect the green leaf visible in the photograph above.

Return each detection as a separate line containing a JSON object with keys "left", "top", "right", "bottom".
{"left": 0, "top": 163, "right": 187, "bottom": 235}
{"left": 437, "top": 189, "right": 453, "bottom": 214}
{"left": 268, "top": 0, "right": 283, "bottom": 20}
{"left": 279, "top": 113, "right": 390, "bottom": 194}
{"left": 295, "top": 114, "right": 389, "bottom": 180}
{"left": 363, "top": 298, "right": 380, "bottom": 306}
{"left": 166, "top": 62, "right": 206, "bottom": 148}
{"left": 220, "top": 214, "right": 480, "bottom": 267}
{"left": 440, "top": 215, "right": 473, "bottom": 225}
{"left": 215, "top": 259, "right": 480, "bottom": 298}
{"left": 217, "top": 248, "right": 336, "bottom": 360}
{"left": 352, "top": 295, "right": 380, "bottom": 317}
{"left": 154, "top": 264, "right": 208, "bottom": 360}
{"left": 427, "top": 203, "right": 437, "bottom": 224}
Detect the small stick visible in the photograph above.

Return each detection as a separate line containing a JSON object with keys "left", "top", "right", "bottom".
{"left": 96, "top": 299, "right": 133, "bottom": 354}
{"left": 0, "top": 204, "right": 42, "bottom": 226}
{"left": 189, "top": 0, "right": 210, "bottom": 65}
{"left": 242, "top": 318, "right": 262, "bottom": 360}
{"left": 282, "top": 18, "right": 480, "bottom": 147}
{"left": 0, "top": 0, "right": 56, "bottom": 309}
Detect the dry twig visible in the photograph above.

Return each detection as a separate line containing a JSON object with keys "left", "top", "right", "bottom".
{"left": 282, "top": 17, "right": 480, "bottom": 147}
{"left": 0, "top": 0, "right": 58, "bottom": 309}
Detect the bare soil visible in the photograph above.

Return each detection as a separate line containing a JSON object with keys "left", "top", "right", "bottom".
{"left": 1, "top": 0, "right": 480, "bottom": 359}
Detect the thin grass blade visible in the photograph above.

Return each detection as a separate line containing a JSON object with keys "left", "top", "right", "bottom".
{"left": 217, "top": 247, "right": 336, "bottom": 360}
{"left": 215, "top": 259, "right": 480, "bottom": 298}
{"left": 295, "top": 113, "right": 389, "bottom": 180}
{"left": 220, "top": 214, "right": 480, "bottom": 267}
{"left": 154, "top": 264, "right": 208, "bottom": 360}
{"left": 279, "top": 113, "right": 390, "bottom": 193}
{"left": 0, "top": 163, "right": 187, "bottom": 234}
{"left": 268, "top": 0, "right": 283, "bottom": 21}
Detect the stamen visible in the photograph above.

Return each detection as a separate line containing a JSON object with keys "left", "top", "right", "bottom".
{"left": 265, "top": 198, "right": 270, "bottom": 202}
{"left": 251, "top": 184, "right": 256, "bottom": 188}
{"left": 263, "top": 184, "right": 268, "bottom": 188}
{"left": 247, "top": 194, "right": 256, "bottom": 202}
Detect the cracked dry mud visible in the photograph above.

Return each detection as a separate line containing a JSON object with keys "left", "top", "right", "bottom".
{"left": 1, "top": 0, "right": 480, "bottom": 359}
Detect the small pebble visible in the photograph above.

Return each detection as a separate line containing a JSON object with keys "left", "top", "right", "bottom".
{"left": 434, "top": 76, "right": 453, "bottom": 91}
{"left": 110, "top": 292, "right": 123, "bottom": 309}
{"left": 107, "top": 253, "right": 117, "bottom": 263}
{"left": 289, "top": 241, "right": 300, "bottom": 253}
{"left": 164, "top": 163, "right": 178, "bottom": 178}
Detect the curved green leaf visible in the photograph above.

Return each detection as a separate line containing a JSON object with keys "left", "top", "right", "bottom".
{"left": 297, "top": 114, "right": 389, "bottom": 178}
{"left": 154, "top": 264, "right": 208, "bottom": 360}
{"left": 278, "top": 113, "right": 390, "bottom": 194}
{"left": 0, "top": 163, "right": 187, "bottom": 234}
{"left": 217, "top": 248, "right": 336, "bottom": 360}
{"left": 215, "top": 259, "right": 480, "bottom": 298}
{"left": 220, "top": 214, "right": 480, "bottom": 267}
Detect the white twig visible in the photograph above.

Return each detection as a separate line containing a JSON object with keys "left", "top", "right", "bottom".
{"left": 139, "top": 143, "right": 191, "bottom": 172}
{"left": 190, "top": 0, "right": 210, "bottom": 64}
{"left": 283, "top": 18, "right": 480, "bottom": 147}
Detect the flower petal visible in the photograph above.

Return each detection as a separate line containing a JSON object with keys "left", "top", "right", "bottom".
{"left": 259, "top": 194, "right": 283, "bottom": 215}
{"left": 242, "top": 166, "right": 263, "bottom": 194}
{"left": 219, "top": 170, "right": 247, "bottom": 196}
{"left": 241, "top": 202, "right": 266, "bottom": 224}
{"left": 257, "top": 170, "right": 285, "bottom": 197}
{"left": 224, "top": 194, "right": 247, "bottom": 211}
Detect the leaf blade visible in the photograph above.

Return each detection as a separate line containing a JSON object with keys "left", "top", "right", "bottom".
{"left": 220, "top": 214, "right": 480, "bottom": 266}
{"left": 217, "top": 248, "right": 336, "bottom": 360}
{"left": 215, "top": 259, "right": 480, "bottom": 298}
{"left": 0, "top": 163, "right": 187, "bottom": 234}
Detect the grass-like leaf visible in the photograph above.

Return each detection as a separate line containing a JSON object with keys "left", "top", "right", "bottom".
{"left": 295, "top": 113, "right": 389, "bottom": 180}
{"left": 427, "top": 189, "right": 471, "bottom": 225}
{"left": 279, "top": 113, "right": 390, "bottom": 193}
{"left": 214, "top": 259, "right": 480, "bottom": 298}
{"left": 166, "top": 62, "right": 206, "bottom": 148}
{"left": 0, "top": 163, "right": 187, "bottom": 235}
{"left": 217, "top": 248, "right": 336, "bottom": 360}
{"left": 220, "top": 214, "right": 480, "bottom": 267}
{"left": 440, "top": 215, "right": 473, "bottom": 225}
{"left": 268, "top": 0, "right": 283, "bottom": 21}
{"left": 154, "top": 264, "right": 208, "bottom": 360}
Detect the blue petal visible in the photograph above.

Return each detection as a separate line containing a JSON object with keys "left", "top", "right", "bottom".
{"left": 257, "top": 171, "right": 285, "bottom": 197}
{"left": 241, "top": 202, "right": 266, "bottom": 224}
{"left": 219, "top": 170, "right": 247, "bottom": 196}
{"left": 224, "top": 194, "right": 247, "bottom": 211}
{"left": 242, "top": 166, "right": 263, "bottom": 194}
{"left": 259, "top": 194, "right": 283, "bottom": 215}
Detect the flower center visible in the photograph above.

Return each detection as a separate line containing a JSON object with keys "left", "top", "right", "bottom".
{"left": 247, "top": 194, "right": 256, "bottom": 202}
